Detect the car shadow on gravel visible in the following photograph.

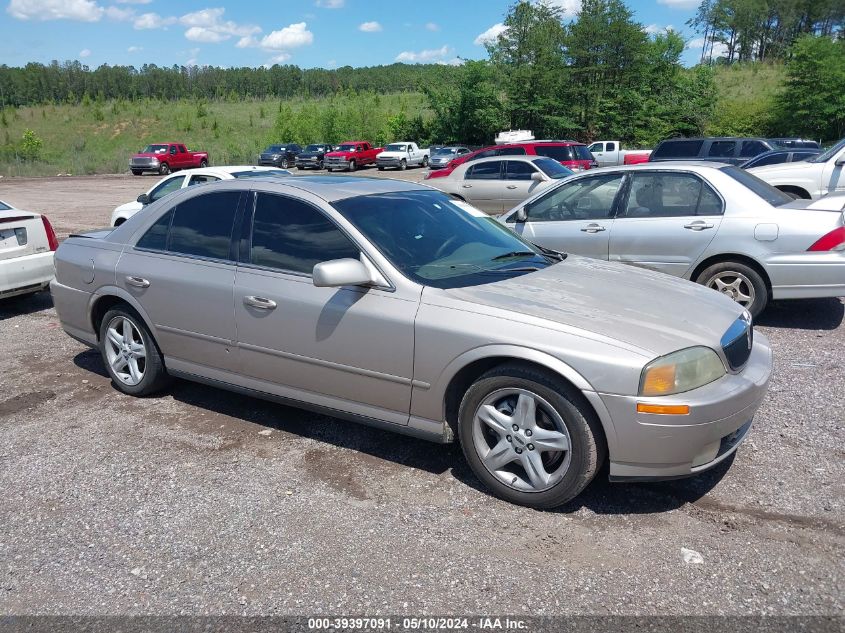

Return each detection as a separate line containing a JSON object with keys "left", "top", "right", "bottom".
{"left": 0, "top": 290, "right": 53, "bottom": 320}
{"left": 756, "top": 297, "right": 844, "bottom": 330}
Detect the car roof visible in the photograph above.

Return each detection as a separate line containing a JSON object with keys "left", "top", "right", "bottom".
{"left": 591, "top": 161, "right": 731, "bottom": 172}
{"left": 455, "top": 155, "right": 550, "bottom": 166}
{"left": 657, "top": 137, "right": 768, "bottom": 142}
{"left": 172, "top": 165, "right": 288, "bottom": 176}
{"left": 239, "top": 175, "right": 430, "bottom": 202}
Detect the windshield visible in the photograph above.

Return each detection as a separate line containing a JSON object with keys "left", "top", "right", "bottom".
{"left": 305, "top": 144, "right": 325, "bottom": 152}
{"left": 142, "top": 145, "right": 168, "bottom": 154}
{"left": 232, "top": 169, "right": 291, "bottom": 178}
{"left": 386, "top": 144, "right": 408, "bottom": 152}
{"left": 534, "top": 158, "right": 573, "bottom": 179}
{"left": 808, "top": 138, "right": 845, "bottom": 163}
{"left": 337, "top": 144, "right": 357, "bottom": 152}
{"left": 720, "top": 166, "right": 793, "bottom": 207}
{"left": 433, "top": 147, "right": 458, "bottom": 156}
{"left": 332, "top": 190, "right": 555, "bottom": 289}
{"left": 265, "top": 145, "right": 285, "bottom": 152}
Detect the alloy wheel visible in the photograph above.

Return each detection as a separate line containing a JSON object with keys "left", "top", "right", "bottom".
{"left": 104, "top": 316, "right": 147, "bottom": 386}
{"left": 472, "top": 388, "right": 572, "bottom": 493}
{"left": 706, "top": 271, "right": 755, "bottom": 308}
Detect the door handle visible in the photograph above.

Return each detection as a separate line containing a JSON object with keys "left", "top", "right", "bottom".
{"left": 243, "top": 296, "right": 277, "bottom": 310}
{"left": 506, "top": 185, "right": 518, "bottom": 190}
{"left": 684, "top": 221, "right": 714, "bottom": 231}
{"left": 125, "top": 276, "right": 150, "bottom": 288}
{"left": 580, "top": 224, "right": 606, "bottom": 233}
{"left": 462, "top": 184, "right": 472, "bottom": 189}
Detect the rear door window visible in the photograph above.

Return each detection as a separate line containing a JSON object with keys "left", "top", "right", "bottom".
{"left": 707, "top": 141, "right": 737, "bottom": 158}
{"left": 188, "top": 174, "right": 220, "bottom": 186}
{"left": 136, "top": 208, "right": 173, "bottom": 251}
{"left": 652, "top": 140, "right": 704, "bottom": 159}
{"left": 740, "top": 140, "right": 769, "bottom": 157}
{"left": 466, "top": 161, "right": 503, "bottom": 180}
{"left": 504, "top": 161, "right": 538, "bottom": 180}
{"left": 623, "top": 173, "right": 723, "bottom": 217}
{"left": 168, "top": 191, "right": 241, "bottom": 260}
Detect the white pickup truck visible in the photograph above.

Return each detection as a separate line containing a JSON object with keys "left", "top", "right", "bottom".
{"left": 587, "top": 140, "right": 652, "bottom": 167}
{"left": 749, "top": 138, "right": 845, "bottom": 199}
{"left": 376, "top": 142, "right": 430, "bottom": 171}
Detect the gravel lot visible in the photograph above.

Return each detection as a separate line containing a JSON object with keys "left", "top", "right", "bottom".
{"left": 0, "top": 171, "right": 842, "bottom": 616}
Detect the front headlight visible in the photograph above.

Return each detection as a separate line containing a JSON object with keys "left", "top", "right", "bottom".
{"left": 150, "top": 157, "right": 159, "bottom": 165}
{"left": 639, "top": 346, "right": 725, "bottom": 396}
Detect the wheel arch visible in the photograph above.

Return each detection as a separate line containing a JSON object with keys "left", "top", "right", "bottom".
{"left": 88, "top": 287, "right": 158, "bottom": 344}
{"left": 438, "top": 346, "right": 617, "bottom": 454}
{"left": 774, "top": 184, "right": 811, "bottom": 199}
{"left": 689, "top": 253, "right": 772, "bottom": 298}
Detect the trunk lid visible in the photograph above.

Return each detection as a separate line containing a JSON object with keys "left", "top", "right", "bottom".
{"left": 0, "top": 209, "right": 46, "bottom": 262}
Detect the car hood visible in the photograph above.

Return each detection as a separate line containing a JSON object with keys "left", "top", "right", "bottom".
{"left": 748, "top": 161, "right": 820, "bottom": 178}
{"left": 326, "top": 151, "right": 355, "bottom": 158}
{"left": 432, "top": 256, "right": 744, "bottom": 358}
{"left": 133, "top": 153, "right": 164, "bottom": 159}
{"left": 298, "top": 151, "right": 323, "bottom": 158}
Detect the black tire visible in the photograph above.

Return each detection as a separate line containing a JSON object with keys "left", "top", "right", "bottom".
{"left": 458, "top": 363, "right": 606, "bottom": 509}
{"left": 159, "top": 162, "right": 170, "bottom": 175}
{"left": 348, "top": 160, "right": 356, "bottom": 172}
{"left": 696, "top": 260, "right": 768, "bottom": 317}
{"left": 422, "top": 155, "right": 429, "bottom": 167}
{"left": 99, "top": 305, "right": 170, "bottom": 396}
{"left": 297, "top": 165, "right": 303, "bottom": 170}
{"left": 280, "top": 158, "right": 289, "bottom": 169}
{"left": 399, "top": 159, "right": 407, "bottom": 171}
{"left": 317, "top": 160, "right": 324, "bottom": 170}
{"left": 326, "top": 168, "right": 333, "bottom": 172}
{"left": 131, "top": 170, "right": 142, "bottom": 176}
{"left": 378, "top": 166, "right": 385, "bottom": 171}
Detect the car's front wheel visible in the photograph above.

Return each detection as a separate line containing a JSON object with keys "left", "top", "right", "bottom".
{"left": 697, "top": 261, "right": 768, "bottom": 317}
{"left": 458, "top": 364, "right": 605, "bottom": 509}
{"left": 99, "top": 305, "right": 170, "bottom": 396}
{"left": 280, "top": 158, "right": 289, "bottom": 169}
{"left": 158, "top": 163, "right": 170, "bottom": 175}
{"left": 131, "top": 170, "right": 142, "bottom": 176}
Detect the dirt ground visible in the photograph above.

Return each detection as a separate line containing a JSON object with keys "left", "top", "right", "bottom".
{"left": 0, "top": 171, "right": 842, "bottom": 617}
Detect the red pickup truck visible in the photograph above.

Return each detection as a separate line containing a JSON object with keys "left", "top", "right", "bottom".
{"left": 324, "top": 141, "right": 383, "bottom": 172}
{"left": 130, "top": 143, "right": 209, "bottom": 176}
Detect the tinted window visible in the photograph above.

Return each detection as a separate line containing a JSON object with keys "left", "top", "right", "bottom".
{"left": 188, "top": 174, "right": 220, "bottom": 186}
{"left": 708, "top": 141, "right": 737, "bottom": 158}
{"left": 534, "top": 146, "right": 575, "bottom": 161}
{"left": 623, "top": 173, "right": 723, "bottom": 218}
{"left": 720, "top": 166, "right": 792, "bottom": 207}
{"left": 740, "top": 140, "right": 769, "bottom": 157}
{"left": 792, "top": 151, "right": 818, "bottom": 161}
{"left": 168, "top": 192, "right": 240, "bottom": 260}
{"left": 149, "top": 176, "right": 184, "bottom": 202}
{"left": 533, "top": 158, "right": 573, "bottom": 179}
{"left": 466, "top": 161, "right": 503, "bottom": 180}
{"left": 574, "top": 145, "right": 593, "bottom": 160}
{"left": 136, "top": 208, "right": 173, "bottom": 251}
{"left": 468, "top": 149, "right": 497, "bottom": 162}
{"left": 232, "top": 169, "right": 290, "bottom": 178}
{"left": 495, "top": 147, "right": 527, "bottom": 156}
{"left": 505, "top": 161, "right": 537, "bottom": 180}
{"left": 606, "top": 142, "right": 616, "bottom": 152}
{"left": 588, "top": 143, "right": 603, "bottom": 152}
{"left": 526, "top": 174, "right": 624, "bottom": 222}
{"left": 250, "top": 194, "right": 359, "bottom": 274}
{"left": 652, "top": 140, "right": 704, "bottom": 159}
{"left": 747, "top": 152, "right": 787, "bottom": 168}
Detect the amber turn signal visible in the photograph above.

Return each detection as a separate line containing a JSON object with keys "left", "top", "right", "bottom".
{"left": 636, "top": 403, "right": 690, "bottom": 415}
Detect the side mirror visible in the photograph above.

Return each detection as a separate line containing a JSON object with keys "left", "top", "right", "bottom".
{"left": 137, "top": 193, "right": 151, "bottom": 205}
{"left": 516, "top": 207, "right": 528, "bottom": 222}
{"left": 312, "top": 258, "right": 374, "bottom": 288}
{"left": 835, "top": 157, "right": 845, "bottom": 167}
{"left": 531, "top": 171, "right": 545, "bottom": 182}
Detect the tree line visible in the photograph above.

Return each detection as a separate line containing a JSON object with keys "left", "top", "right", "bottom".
{"left": 688, "top": 0, "right": 844, "bottom": 64}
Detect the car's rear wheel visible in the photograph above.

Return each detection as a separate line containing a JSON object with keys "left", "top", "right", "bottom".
{"left": 99, "top": 306, "right": 169, "bottom": 396}
{"left": 399, "top": 159, "right": 407, "bottom": 171}
{"left": 697, "top": 261, "right": 768, "bottom": 317}
{"left": 458, "top": 364, "right": 605, "bottom": 509}
{"left": 422, "top": 155, "right": 429, "bottom": 167}
{"left": 158, "top": 163, "right": 170, "bottom": 175}
{"left": 199, "top": 159, "right": 208, "bottom": 168}
{"left": 348, "top": 160, "right": 357, "bottom": 172}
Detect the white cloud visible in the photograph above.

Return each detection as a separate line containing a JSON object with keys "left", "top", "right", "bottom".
{"left": 541, "top": 0, "right": 581, "bottom": 19}
{"left": 644, "top": 23, "right": 674, "bottom": 34}
{"left": 185, "top": 26, "right": 229, "bottom": 42}
{"left": 425, "top": 22, "right": 439, "bottom": 32}
{"left": 686, "top": 37, "right": 728, "bottom": 58}
{"left": 79, "top": 48, "right": 91, "bottom": 58}
{"left": 7, "top": 0, "right": 103, "bottom": 22}
{"left": 657, "top": 0, "right": 700, "bottom": 7}
{"left": 326, "top": 59, "right": 337, "bottom": 68}
{"left": 133, "top": 12, "right": 175, "bottom": 29}
{"left": 115, "top": 0, "right": 151, "bottom": 3}
{"left": 104, "top": 5, "right": 134, "bottom": 21}
{"left": 236, "top": 35, "right": 259, "bottom": 48}
{"left": 179, "top": 7, "right": 258, "bottom": 42}
{"left": 395, "top": 45, "right": 452, "bottom": 63}
{"left": 359, "top": 21, "right": 382, "bottom": 32}
{"left": 438, "top": 57, "right": 465, "bottom": 66}
{"left": 267, "top": 52, "right": 291, "bottom": 64}
{"left": 474, "top": 23, "right": 508, "bottom": 46}
{"left": 127, "top": 45, "right": 142, "bottom": 52}
{"left": 315, "top": 0, "right": 344, "bottom": 7}
{"left": 186, "top": 46, "right": 200, "bottom": 66}
{"left": 259, "top": 22, "right": 314, "bottom": 50}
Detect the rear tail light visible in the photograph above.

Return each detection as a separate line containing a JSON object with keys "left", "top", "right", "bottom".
{"left": 41, "top": 215, "right": 59, "bottom": 251}
{"left": 807, "top": 226, "right": 845, "bottom": 252}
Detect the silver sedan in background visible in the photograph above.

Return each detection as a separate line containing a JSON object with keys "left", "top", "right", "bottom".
{"left": 51, "top": 176, "right": 771, "bottom": 508}
{"left": 428, "top": 155, "right": 573, "bottom": 214}
{"left": 500, "top": 162, "right": 845, "bottom": 317}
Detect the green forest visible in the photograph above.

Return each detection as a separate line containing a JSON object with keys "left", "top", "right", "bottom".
{"left": 1, "top": 0, "right": 843, "bottom": 176}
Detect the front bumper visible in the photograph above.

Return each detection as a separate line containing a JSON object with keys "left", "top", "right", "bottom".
{"left": 377, "top": 158, "right": 401, "bottom": 168}
{"left": 325, "top": 159, "right": 351, "bottom": 170}
{"left": 258, "top": 157, "right": 282, "bottom": 166}
{"left": 129, "top": 158, "right": 160, "bottom": 172}
{"left": 600, "top": 333, "right": 772, "bottom": 481}
{"left": 295, "top": 157, "right": 322, "bottom": 167}
{"left": 0, "top": 251, "right": 54, "bottom": 297}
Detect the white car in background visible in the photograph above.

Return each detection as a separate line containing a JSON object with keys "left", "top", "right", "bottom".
{"left": 0, "top": 199, "right": 58, "bottom": 299}
{"left": 749, "top": 137, "right": 845, "bottom": 199}
{"left": 110, "top": 165, "right": 291, "bottom": 226}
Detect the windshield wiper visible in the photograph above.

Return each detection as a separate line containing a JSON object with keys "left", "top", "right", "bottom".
{"left": 490, "top": 250, "right": 538, "bottom": 261}
{"left": 535, "top": 244, "right": 568, "bottom": 262}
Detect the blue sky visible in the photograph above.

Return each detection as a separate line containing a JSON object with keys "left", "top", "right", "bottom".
{"left": 1, "top": 0, "right": 705, "bottom": 70}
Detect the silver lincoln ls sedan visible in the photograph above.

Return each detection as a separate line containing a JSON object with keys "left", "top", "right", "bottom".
{"left": 51, "top": 176, "right": 772, "bottom": 508}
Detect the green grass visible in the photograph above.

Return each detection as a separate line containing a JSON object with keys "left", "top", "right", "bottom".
{"left": 0, "top": 92, "right": 428, "bottom": 177}
{"left": 705, "top": 63, "right": 786, "bottom": 137}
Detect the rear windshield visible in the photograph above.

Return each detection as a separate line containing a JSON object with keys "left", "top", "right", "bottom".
{"left": 232, "top": 169, "right": 291, "bottom": 178}
{"left": 653, "top": 140, "right": 704, "bottom": 159}
{"left": 535, "top": 145, "right": 592, "bottom": 162}
{"left": 720, "top": 166, "right": 793, "bottom": 207}
{"left": 533, "top": 158, "right": 573, "bottom": 179}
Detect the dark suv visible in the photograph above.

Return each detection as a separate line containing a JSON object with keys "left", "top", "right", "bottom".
{"left": 649, "top": 137, "right": 776, "bottom": 165}
{"left": 258, "top": 144, "right": 302, "bottom": 169}
{"left": 294, "top": 143, "right": 335, "bottom": 170}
